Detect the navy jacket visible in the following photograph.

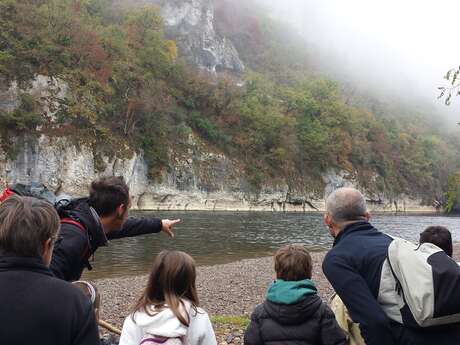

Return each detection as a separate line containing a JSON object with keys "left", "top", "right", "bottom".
{"left": 322, "top": 222, "right": 460, "bottom": 345}
{"left": 322, "top": 221, "right": 394, "bottom": 345}
{"left": 50, "top": 198, "right": 162, "bottom": 281}
{"left": 0, "top": 255, "right": 100, "bottom": 345}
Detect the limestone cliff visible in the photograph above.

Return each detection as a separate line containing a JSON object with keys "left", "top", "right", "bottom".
{"left": 0, "top": 134, "right": 435, "bottom": 212}
{"left": 0, "top": 1, "right": 437, "bottom": 212}
{"left": 152, "top": 0, "right": 244, "bottom": 73}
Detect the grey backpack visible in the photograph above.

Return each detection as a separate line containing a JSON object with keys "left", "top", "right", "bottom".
{"left": 378, "top": 237, "right": 460, "bottom": 327}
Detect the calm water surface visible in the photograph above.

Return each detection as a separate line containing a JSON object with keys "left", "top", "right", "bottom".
{"left": 83, "top": 211, "right": 460, "bottom": 279}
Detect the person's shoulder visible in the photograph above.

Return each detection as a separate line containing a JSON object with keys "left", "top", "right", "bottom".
{"left": 324, "top": 248, "right": 344, "bottom": 266}
{"left": 46, "top": 276, "right": 91, "bottom": 304}
{"left": 248, "top": 302, "right": 268, "bottom": 321}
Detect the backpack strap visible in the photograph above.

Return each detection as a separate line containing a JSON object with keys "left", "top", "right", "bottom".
{"left": 0, "top": 188, "right": 15, "bottom": 202}
{"left": 60, "top": 218, "right": 93, "bottom": 270}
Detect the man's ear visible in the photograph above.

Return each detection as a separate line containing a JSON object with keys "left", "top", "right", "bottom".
{"left": 116, "top": 204, "right": 126, "bottom": 219}
{"left": 364, "top": 211, "right": 371, "bottom": 222}
{"left": 42, "top": 238, "right": 54, "bottom": 266}
{"left": 324, "top": 213, "right": 333, "bottom": 227}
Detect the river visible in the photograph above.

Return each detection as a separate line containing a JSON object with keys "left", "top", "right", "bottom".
{"left": 83, "top": 211, "right": 460, "bottom": 279}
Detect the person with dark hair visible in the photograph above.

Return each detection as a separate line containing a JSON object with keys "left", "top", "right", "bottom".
{"left": 244, "top": 244, "right": 346, "bottom": 345}
{"left": 50, "top": 176, "right": 180, "bottom": 281}
{"left": 120, "top": 250, "right": 216, "bottom": 345}
{"left": 420, "top": 226, "right": 453, "bottom": 257}
{"left": 0, "top": 195, "right": 100, "bottom": 345}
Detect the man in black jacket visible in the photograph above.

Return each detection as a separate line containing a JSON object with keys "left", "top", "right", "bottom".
{"left": 50, "top": 176, "right": 180, "bottom": 281}
{"left": 322, "top": 187, "right": 460, "bottom": 345}
{"left": 0, "top": 195, "right": 100, "bottom": 345}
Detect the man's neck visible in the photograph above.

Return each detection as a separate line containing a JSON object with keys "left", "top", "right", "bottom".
{"left": 334, "top": 220, "right": 368, "bottom": 237}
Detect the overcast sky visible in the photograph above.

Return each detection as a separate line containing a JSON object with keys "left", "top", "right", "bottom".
{"left": 256, "top": 0, "right": 460, "bottom": 115}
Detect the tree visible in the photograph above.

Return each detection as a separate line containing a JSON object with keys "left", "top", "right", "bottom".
{"left": 438, "top": 66, "right": 460, "bottom": 106}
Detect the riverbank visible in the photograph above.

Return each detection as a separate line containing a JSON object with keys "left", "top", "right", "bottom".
{"left": 96, "top": 243, "right": 460, "bottom": 344}
{"left": 96, "top": 250, "right": 330, "bottom": 344}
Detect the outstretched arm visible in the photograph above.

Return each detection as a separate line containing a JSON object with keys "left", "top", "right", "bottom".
{"left": 107, "top": 217, "right": 180, "bottom": 239}
{"left": 323, "top": 254, "right": 396, "bottom": 345}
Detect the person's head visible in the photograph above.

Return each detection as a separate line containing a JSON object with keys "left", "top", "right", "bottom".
{"left": 134, "top": 250, "right": 198, "bottom": 326}
{"left": 274, "top": 244, "right": 313, "bottom": 281}
{"left": 324, "top": 187, "right": 370, "bottom": 237}
{"left": 88, "top": 176, "right": 131, "bottom": 233}
{"left": 420, "top": 226, "right": 453, "bottom": 257}
{"left": 0, "top": 195, "right": 60, "bottom": 265}
{"left": 73, "top": 281, "right": 101, "bottom": 322}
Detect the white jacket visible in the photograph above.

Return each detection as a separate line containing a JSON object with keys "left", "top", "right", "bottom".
{"left": 119, "top": 300, "right": 217, "bottom": 345}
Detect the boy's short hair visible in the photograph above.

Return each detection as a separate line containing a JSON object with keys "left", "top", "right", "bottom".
{"left": 420, "top": 226, "right": 453, "bottom": 257}
{"left": 274, "top": 245, "right": 312, "bottom": 281}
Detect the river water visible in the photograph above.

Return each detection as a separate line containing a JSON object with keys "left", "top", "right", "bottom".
{"left": 83, "top": 211, "right": 460, "bottom": 279}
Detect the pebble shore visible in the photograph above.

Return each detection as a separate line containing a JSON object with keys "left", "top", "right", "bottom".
{"left": 95, "top": 251, "right": 331, "bottom": 344}
{"left": 95, "top": 243, "right": 460, "bottom": 345}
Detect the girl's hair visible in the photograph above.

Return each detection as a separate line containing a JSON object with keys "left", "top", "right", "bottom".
{"left": 133, "top": 250, "right": 199, "bottom": 326}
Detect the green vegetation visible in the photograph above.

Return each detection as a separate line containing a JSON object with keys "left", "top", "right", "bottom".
{"left": 211, "top": 315, "right": 250, "bottom": 328}
{"left": 1, "top": 0, "right": 460, "bottom": 209}
{"left": 446, "top": 171, "right": 460, "bottom": 213}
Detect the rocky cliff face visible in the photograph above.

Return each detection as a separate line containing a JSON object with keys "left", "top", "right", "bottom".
{"left": 154, "top": 0, "right": 244, "bottom": 73}
{"left": 0, "top": 133, "right": 435, "bottom": 212}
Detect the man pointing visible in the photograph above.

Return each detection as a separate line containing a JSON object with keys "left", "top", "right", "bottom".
{"left": 50, "top": 176, "right": 180, "bottom": 281}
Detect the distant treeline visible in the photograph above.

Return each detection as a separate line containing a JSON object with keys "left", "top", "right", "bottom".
{"left": 1, "top": 0, "right": 460, "bottom": 210}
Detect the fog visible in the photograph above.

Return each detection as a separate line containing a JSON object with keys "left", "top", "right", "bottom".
{"left": 255, "top": 0, "right": 460, "bottom": 119}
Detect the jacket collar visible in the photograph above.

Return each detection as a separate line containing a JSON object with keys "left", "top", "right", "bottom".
{"left": 64, "top": 198, "right": 108, "bottom": 249}
{"left": 0, "top": 255, "right": 53, "bottom": 276}
{"left": 333, "top": 221, "right": 375, "bottom": 246}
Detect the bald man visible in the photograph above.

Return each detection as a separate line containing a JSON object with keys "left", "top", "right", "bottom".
{"left": 322, "top": 187, "right": 460, "bottom": 345}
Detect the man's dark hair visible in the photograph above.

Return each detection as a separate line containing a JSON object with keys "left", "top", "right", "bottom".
{"left": 0, "top": 195, "right": 60, "bottom": 257}
{"left": 420, "top": 226, "right": 453, "bottom": 257}
{"left": 274, "top": 245, "right": 313, "bottom": 281}
{"left": 88, "top": 176, "right": 130, "bottom": 217}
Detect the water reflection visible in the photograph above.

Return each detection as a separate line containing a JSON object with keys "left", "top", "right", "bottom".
{"left": 83, "top": 211, "right": 460, "bottom": 279}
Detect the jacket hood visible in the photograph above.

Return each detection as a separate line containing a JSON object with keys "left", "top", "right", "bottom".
{"left": 267, "top": 279, "right": 317, "bottom": 305}
{"left": 264, "top": 293, "right": 323, "bottom": 325}
{"left": 132, "top": 300, "right": 191, "bottom": 338}
{"left": 62, "top": 198, "right": 107, "bottom": 250}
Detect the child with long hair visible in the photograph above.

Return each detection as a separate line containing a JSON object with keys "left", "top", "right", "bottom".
{"left": 119, "top": 250, "right": 217, "bottom": 345}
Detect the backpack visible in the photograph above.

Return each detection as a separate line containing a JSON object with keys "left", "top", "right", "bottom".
{"left": 139, "top": 335, "right": 183, "bottom": 345}
{"left": 1, "top": 183, "right": 56, "bottom": 204}
{"left": 378, "top": 237, "right": 460, "bottom": 328}
{"left": 1, "top": 183, "right": 92, "bottom": 267}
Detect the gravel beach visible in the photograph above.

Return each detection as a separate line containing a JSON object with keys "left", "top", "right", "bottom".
{"left": 96, "top": 243, "right": 460, "bottom": 344}
{"left": 96, "top": 250, "right": 331, "bottom": 327}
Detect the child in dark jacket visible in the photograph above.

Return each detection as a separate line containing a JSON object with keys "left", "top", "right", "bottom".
{"left": 244, "top": 245, "right": 346, "bottom": 345}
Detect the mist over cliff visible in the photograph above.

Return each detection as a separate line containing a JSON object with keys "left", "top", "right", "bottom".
{"left": 1, "top": 0, "right": 459, "bottom": 211}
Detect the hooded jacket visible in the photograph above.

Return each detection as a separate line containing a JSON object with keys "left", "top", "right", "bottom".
{"left": 50, "top": 198, "right": 162, "bottom": 281}
{"left": 244, "top": 279, "right": 346, "bottom": 345}
{"left": 0, "top": 255, "right": 100, "bottom": 345}
{"left": 119, "top": 300, "right": 217, "bottom": 345}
